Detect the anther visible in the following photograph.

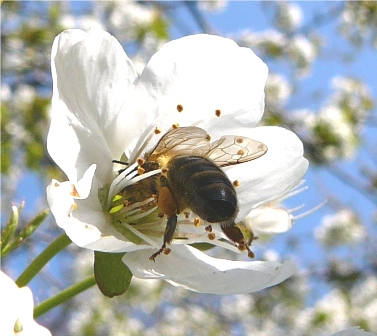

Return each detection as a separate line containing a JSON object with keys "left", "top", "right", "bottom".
{"left": 70, "top": 185, "right": 80, "bottom": 197}
{"left": 137, "top": 166, "right": 145, "bottom": 175}
{"left": 158, "top": 212, "right": 165, "bottom": 218}
{"left": 237, "top": 149, "right": 245, "bottom": 156}
{"left": 154, "top": 127, "right": 161, "bottom": 134}
{"left": 164, "top": 248, "right": 172, "bottom": 255}
{"left": 215, "top": 109, "right": 221, "bottom": 117}
{"left": 177, "top": 104, "right": 184, "bottom": 112}
{"left": 137, "top": 158, "right": 145, "bottom": 166}
{"left": 236, "top": 137, "right": 243, "bottom": 144}
{"left": 172, "top": 123, "right": 179, "bottom": 129}
{"left": 205, "top": 225, "right": 212, "bottom": 232}
{"left": 194, "top": 218, "right": 201, "bottom": 226}
{"left": 233, "top": 180, "right": 240, "bottom": 187}
{"left": 208, "top": 233, "right": 216, "bottom": 240}
{"left": 162, "top": 167, "right": 169, "bottom": 174}
{"left": 184, "top": 211, "right": 190, "bottom": 219}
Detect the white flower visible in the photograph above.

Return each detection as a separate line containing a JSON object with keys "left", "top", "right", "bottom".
{"left": 0, "top": 270, "right": 51, "bottom": 336}
{"left": 315, "top": 209, "right": 365, "bottom": 247}
{"left": 276, "top": 2, "right": 303, "bottom": 31}
{"left": 47, "top": 28, "right": 308, "bottom": 294}
{"left": 265, "top": 73, "right": 292, "bottom": 105}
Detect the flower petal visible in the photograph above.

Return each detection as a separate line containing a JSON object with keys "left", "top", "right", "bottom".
{"left": 123, "top": 245, "right": 295, "bottom": 294}
{"left": 224, "top": 126, "right": 308, "bottom": 220}
{"left": 46, "top": 167, "right": 150, "bottom": 253}
{"left": 0, "top": 271, "right": 51, "bottom": 336}
{"left": 138, "top": 34, "right": 268, "bottom": 149}
{"left": 49, "top": 28, "right": 144, "bottom": 183}
{"left": 243, "top": 207, "right": 293, "bottom": 234}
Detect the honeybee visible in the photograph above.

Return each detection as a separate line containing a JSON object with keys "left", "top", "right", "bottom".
{"left": 119, "top": 126, "right": 267, "bottom": 261}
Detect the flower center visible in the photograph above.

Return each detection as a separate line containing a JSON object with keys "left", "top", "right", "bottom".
{"left": 105, "top": 161, "right": 167, "bottom": 244}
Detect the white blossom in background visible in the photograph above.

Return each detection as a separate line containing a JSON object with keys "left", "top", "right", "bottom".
{"left": 99, "top": 0, "right": 157, "bottom": 41}
{"left": 350, "top": 276, "right": 377, "bottom": 332}
{"left": 318, "top": 105, "right": 357, "bottom": 160}
{"left": 59, "top": 14, "right": 104, "bottom": 31}
{"left": 1, "top": 36, "right": 24, "bottom": 71}
{"left": 297, "top": 282, "right": 377, "bottom": 335}
{"left": 0, "top": 271, "right": 52, "bottom": 336}
{"left": 131, "top": 34, "right": 166, "bottom": 75}
{"left": 199, "top": 0, "right": 228, "bottom": 12}
{"left": 315, "top": 209, "right": 365, "bottom": 247}
{"left": 47, "top": 28, "right": 308, "bottom": 294}
{"left": 237, "top": 29, "right": 287, "bottom": 56}
{"left": 340, "top": 1, "right": 377, "bottom": 47}
{"left": 276, "top": 2, "right": 303, "bottom": 31}
{"left": 330, "top": 76, "right": 373, "bottom": 122}
{"left": 1, "top": 83, "right": 11, "bottom": 101}
{"left": 287, "top": 35, "right": 317, "bottom": 76}
{"left": 265, "top": 73, "right": 292, "bottom": 105}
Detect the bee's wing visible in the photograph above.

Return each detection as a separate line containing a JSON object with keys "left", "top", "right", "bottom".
{"left": 207, "top": 136, "right": 268, "bottom": 167}
{"left": 148, "top": 126, "right": 211, "bottom": 159}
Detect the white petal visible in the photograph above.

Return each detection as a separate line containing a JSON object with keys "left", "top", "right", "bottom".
{"left": 46, "top": 168, "right": 148, "bottom": 253}
{"left": 139, "top": 34, "right": 268, "bottom": 147}
{"left": 243, "top": 207, "right": 293, "bottom": 234}
{"left": 49, "top": 28, "right": 143, "bottom": 183}
{"left": 330, "top": 327, "right": 377, "bottom": 336}
{"left": 0, "top": 271, "right": 51, "bottom": 336}
{"left": 123, "top": 245, "right": 296, "bottom": 294}
{"left": 225, "top": 126, "right": 308, "bottom": 220}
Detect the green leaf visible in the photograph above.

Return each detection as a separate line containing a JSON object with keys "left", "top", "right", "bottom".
{"left": 1, "top": 204, "right": 21, "bottom": 256}
{"left": 1, "top": 207, "right": 49, "bottom": 257}
{"left": 94, "top": 251, "right": 132, "bottom": 298}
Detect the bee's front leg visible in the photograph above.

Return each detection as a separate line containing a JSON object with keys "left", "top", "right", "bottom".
{"left": 149, "top": 214, "right": 178, "bottom": 261}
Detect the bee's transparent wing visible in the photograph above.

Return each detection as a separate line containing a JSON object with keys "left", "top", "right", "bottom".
{"left": 207, "top": 136, "right": 268, "bottom": 167}
{"left": 148, "top": 126, "right": 211, "bottom": 160}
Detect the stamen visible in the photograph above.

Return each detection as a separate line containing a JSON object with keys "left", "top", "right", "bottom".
{"left": 124, "top": 206, "right": 158, "bottom": 222}
{"left": 122, "top": 223, "right": 161, "bottom": 249}
{"left": 279, "top": 186, "right": 309, "bottom": 202}
{"left": 128, "top": 168, "right": 162, "bottom": 185}
{"left": 108, "top": 162, "right": 138, "bottom": 205}
{"left": 293, "top": 200, "right": 327, "bottom": 220}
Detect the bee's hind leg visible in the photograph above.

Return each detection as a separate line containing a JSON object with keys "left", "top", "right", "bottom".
{"left": 149, "top": 214, "right": 178, "bottom": 261}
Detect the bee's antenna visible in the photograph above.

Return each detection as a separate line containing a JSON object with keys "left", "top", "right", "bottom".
{"left": 112, "top": 159, "right": 129, "bottom": 165}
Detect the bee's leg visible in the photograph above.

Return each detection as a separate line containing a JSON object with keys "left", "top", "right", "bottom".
{"left": 221, "top": 223, "right": 255, "bottom": 258}
{"left": 149, "top": 214, "right": 178, "bottom": 261}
